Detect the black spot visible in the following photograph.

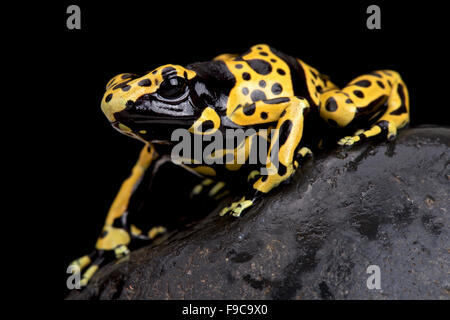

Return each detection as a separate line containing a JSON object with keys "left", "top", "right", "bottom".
{"left": 161, "top": 66, "right": 176, "bottom": 79}
{"left": 328, "top": 119, "right": 338, "bottom": 127}
{"left": 277, "top": 68, "right": 286, "bottom": 75}
{"left": 105, "top": 93, "right": 113, "bottom": 102}
{"left": 250, "top": 90, "right": 267, "bottom": 102}
{"left": 138, "top": 79, "right": 152, "bottom": 87}
{"left": 270, "top": 59, "right": 277, "bottom": 62}
{"left": 100, "top": 230, "right": 108, "bottom": 238}
{"left": 126, "top": 100, "right": 135, "bottom": 108}
{"left": 310, "top": 70, "right": 318, "bottom": 79}
{"left": 389, "top": 83, "right": 408, "bottom": 115}
{"left": 369, "top": 71, "right": 382, "bottom": 78}
{"left": 242, "top": 72, "right": 251, "bottom": 80}
{"left": 356, "top": 95, "right": 388, "bottom": 114}
{"left": 271, "top": 83, "right": 283, "bottom": 95}
{"left": 353, "top": 80, "right": 371, "bottom": 87}
{"left": 242, "top": 87, "right": 249, "bottom": 95}
{"left": 353, "top": 90, "right": 364, "bottom": 98}
{"left": 278, "top": 120, "right": 293, "bottom": 147}
{"left": 247, "top": 59, "right": 272, "bottom": 75}
{"left": 259, "top": 51, "right": 269, "bottom": 56}
{"left": 235, "top": 64, "right": 243, "bottom": 69}
{"left": 121, "top": 85, "right": 131, "bottom": 92}
{"left": 315, "top": 85, "right": 323, "bottom": 93}
{"left": 382, "top": 70, "right": 392, "bottom": 76}
{"left": 152, "top": 70, "right": 158, "bottom": 75}
{"left": 325, "top": 97, "right": 338, "bottom": 112}
{"left": 243, "top": 103, "right": 256, "bottom": 116}
{"left": 121, "top": 73, "right": 134, "bottom": 79}
{"left": 345, "top": 98, "right": 353, "bottom": 104}
{"left": 265, "top": 97, "right": 290, "bottom": 104}
{"left": 376, "top": 81, "right": 385, "bottom": 89}
{"left": 277, "top": 163, "right": 287, "bottom": 176}
{"left": 280, "top": 109, "right": 287, "bottom": 117}
{"left": 113, "top": 81, "right": 131, "bottom": 91}
{"left": 387, "top": 80, "right": 392, "bottom": 87}
{"left": 232, "top": 104, "right": 242, "bottom": 113}
{"left": 261, "top": 175, "right": 268, "bottom": 182}
{"left": 256, "top": 46, "right": 262, "bottom": 50}
{"left": 260, "top": 112, "right": 268, "bottom": 119}
{"left": 200, "top": 120, "right": 214, "bottom": 132}
{"left": 259, "top": 80, "right": 266, "bottom": 88}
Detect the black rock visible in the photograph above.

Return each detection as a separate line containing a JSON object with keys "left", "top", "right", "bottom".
{"left": 67, "top": 126, "right": 449, "bottom": 300}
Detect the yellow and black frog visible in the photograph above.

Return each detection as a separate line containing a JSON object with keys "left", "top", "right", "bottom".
{"left": 69, "top": 44, "right": 409, "bottom": 286}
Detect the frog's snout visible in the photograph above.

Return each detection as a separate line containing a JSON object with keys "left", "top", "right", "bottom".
{"left": 101, "top": 94, "right": 127, "bottom": 123}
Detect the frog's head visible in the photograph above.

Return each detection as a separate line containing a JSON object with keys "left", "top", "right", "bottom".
{"left": 101, "top": 64, "right": 202, "bottom": 143}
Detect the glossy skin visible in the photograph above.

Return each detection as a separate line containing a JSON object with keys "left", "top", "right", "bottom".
{"left": 69, "top": 44, "right": 409, "bottom": 286}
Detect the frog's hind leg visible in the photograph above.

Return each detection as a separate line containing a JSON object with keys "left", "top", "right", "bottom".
{"left": 318, "top": 70, "right": 410, "bottom": 147}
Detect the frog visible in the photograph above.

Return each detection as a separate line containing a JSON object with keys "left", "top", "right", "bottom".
{"left": 68, "top": 44, "right": 409, "bottom": 286}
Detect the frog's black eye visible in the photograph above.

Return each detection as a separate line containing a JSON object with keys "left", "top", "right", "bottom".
{"left": 157, "top": 76, "right": 187, "bottom": 100}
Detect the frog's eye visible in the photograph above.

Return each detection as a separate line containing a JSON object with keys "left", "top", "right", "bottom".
{"left": 157, "top": 76, "right": 187, "bottom": 100}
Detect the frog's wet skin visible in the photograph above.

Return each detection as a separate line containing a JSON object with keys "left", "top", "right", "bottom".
{"left": 69, "top": 44, "right": 409, "bottom": 286}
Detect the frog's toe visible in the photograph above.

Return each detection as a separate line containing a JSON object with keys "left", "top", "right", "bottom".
{"left": 220, "top": 197, "right": 254, "bottom": 217}
{"left": 114, "top": 244, "right": 130, "bottom": 259}
{"left": 387, "top": 132, "right": 397, "bottom": 141}
{"left": 190, "top": 179, "right": 229, "bottom": 200}
{"left": 68, "top": 250, "right": 104, "bottom": 287}
{"left": 68, "top": 253, "right": 92, "bottom": 274}
{"left": 338, "top": 135, "right": 361, "bottom": 147}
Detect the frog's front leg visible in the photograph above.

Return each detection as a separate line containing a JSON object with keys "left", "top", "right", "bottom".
{"left": 221, "top": 96, "right": 310, "bottom": 217}
{"left": 68, "top": 144, "right": 158, "bottom": 286}
{"left": 318, "top": 70, "right": 410, "bottom": 147}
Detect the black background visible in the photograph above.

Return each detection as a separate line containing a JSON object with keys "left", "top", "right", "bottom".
{"left": 52, "top": 1, "right": 448, "bottom": 298}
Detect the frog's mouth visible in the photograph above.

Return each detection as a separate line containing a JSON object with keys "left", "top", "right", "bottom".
{"left": 113, "top": 113, "right": 198, "bottom": 127}
{"left": 111, "top": 114, "right": 199, "bottom": 143}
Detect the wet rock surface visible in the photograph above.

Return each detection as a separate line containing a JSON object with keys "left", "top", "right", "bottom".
{"left": 67, "top": 126, "right": 449, "bottom": 300}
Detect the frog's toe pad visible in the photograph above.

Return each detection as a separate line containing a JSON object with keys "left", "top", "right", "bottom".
{"left": 220, "top": 197, "right": 254, "bottom": 217}
{"left": 338, "top": 135, "right": 361, "bottom": 146}
{"left": 114, "top": 244, "right": 130, "bottom": 259}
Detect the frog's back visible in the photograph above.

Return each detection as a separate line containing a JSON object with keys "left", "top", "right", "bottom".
{"left": 188, "top": 45, "right": 336, "bottom": 117}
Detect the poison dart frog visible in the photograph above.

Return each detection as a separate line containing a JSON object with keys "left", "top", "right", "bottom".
{"left": 69, "top": 44, "right": 409, "bottom": 286}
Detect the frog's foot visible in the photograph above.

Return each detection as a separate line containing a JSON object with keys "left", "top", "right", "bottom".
{"left": 190, "top": 179, "right": 229, "bottom": 200}
{"left": 219, "top": 196, "right": 254, "bottom": 217}
{"left": 338, "top": 135, "right": 362, "bottom": 147}
{"left": 294, "top": 147, "right": 313, "bottom": 168}
{"left": 68, "top": 245, "right": 130, "bottom": 287}
{"left": 338, "top": 121, "right": 399, "bottom": 148}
